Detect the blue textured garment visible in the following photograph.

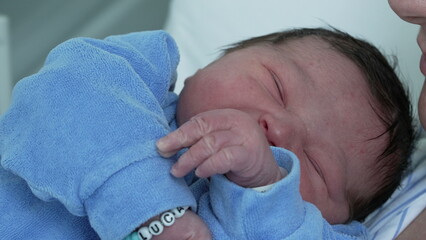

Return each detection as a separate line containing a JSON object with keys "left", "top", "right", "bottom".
{"left": 0, "top": 30, "right": 367, "bottom": 239}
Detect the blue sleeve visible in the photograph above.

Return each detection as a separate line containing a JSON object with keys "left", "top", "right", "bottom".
{"left": 0, "top": 31, "right": 196, "bottom": 240}
{"left": 196, "top": 147, "right": 368, "bottom": 239}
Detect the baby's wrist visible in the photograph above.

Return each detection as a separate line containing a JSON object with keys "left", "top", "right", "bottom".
{"left": 270, "top": 166, "right": 287, "bottom": 184}
{"left": 252, "top": 167, "right": 288, "bottom": 192}
{"left": 124, "top": 206, "right": 189, "bottom": 240}
{"left": 228, "top": 166, "right": 286, "bottom": 188}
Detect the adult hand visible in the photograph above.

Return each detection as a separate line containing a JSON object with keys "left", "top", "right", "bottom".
{"left": 157, "top": 108, "right": 284, "bottom": 188}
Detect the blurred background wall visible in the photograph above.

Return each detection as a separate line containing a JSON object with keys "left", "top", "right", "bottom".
{"left": 0, "top": 0, "right": 171, "bottom": 114}
{"left": 0, "top": 14, "right": 10, "bottom": 114}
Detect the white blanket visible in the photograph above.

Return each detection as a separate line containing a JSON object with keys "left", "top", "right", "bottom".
{"left": 364, "top": 134, "right": 426, "bottom": 239}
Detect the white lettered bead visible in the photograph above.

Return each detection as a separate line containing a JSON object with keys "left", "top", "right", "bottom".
{"left": 171, "top": 206, "right": 188, "bottom": 218}
{"left": 161, "top": 211, "right": 176, "bottom": 226}
{"left": 148, "top": 220, "right": 164, "bottom": 235}
{"left": 137, "top": 227, "right": 152, "bottom": 240}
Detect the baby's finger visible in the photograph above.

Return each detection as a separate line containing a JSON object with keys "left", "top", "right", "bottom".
{"left": 157, "top": 113, "right": 232, "bottom": 157}
{"left": 171, "top": 131, "right": 237, "bottom": 177}
{"left": 194, "top": 146, "right": 247, "bottom": 178}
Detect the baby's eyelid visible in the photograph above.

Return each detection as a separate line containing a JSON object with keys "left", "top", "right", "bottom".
{"left": 269, "top": 69, "right": 286, "bottom": 106}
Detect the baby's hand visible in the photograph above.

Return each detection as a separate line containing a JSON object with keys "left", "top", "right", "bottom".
{"left": 157, "top": 109, "right": 284, "bottom": 187}
{"left": 144, "top": 210, "right": 211, "bottom": 240}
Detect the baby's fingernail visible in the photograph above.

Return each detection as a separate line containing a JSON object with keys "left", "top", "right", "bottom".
{"left": 157, "top": 137, "right": 178, "bottom": 157}
{"left": 170, "top": 165, "right": 179, "bottom": 177}
{"left": 159, "top": 151, "right": 175, "bottom": 158}
{"left": 194, "top": 168, "right": 206, "bottom": 178}
{"left": 156, "top": 138, "right": 167, "bottom": 150}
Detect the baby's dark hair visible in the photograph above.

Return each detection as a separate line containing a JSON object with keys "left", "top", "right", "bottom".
{"left": 223, "top": 27, "right": 416, "bottom": 222}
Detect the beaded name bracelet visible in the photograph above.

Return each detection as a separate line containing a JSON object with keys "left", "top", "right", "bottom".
{"left": 124, "top": 206, "right": 189, "bottom": 240}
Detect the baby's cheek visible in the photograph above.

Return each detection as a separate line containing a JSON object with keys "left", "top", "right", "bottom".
{"left": 298, "top": 164, "right": 332, "bottom": 218}
{"left": 298, "top": 165, "right": 319, "bottom": 204}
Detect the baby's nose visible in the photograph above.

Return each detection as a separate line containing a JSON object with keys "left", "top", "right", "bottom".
{"left": 259, "top": 113, "right": 306, "bottom": 151}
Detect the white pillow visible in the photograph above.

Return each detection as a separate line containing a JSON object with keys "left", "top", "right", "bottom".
{"left": 165, "top": 0, "right": 421, "bottom": 119}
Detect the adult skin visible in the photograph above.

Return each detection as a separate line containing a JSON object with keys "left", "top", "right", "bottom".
{"left": 389, "top": 0, "right": 426, "bottom": 126}
{"left": 388, "top": 0, "right": 426, "bottom": 239}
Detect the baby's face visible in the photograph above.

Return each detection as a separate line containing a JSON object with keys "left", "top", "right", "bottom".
{"left": 177, "top": 38, "right": 388, "bottom": 224}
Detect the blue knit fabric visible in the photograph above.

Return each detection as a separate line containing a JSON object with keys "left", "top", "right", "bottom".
{"left": 0, "top": 31, "right": 367, "bottom": 239}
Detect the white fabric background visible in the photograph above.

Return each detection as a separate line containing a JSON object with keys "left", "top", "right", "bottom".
{"left": 0, "top": 15, "right": 11, "bottom": 115}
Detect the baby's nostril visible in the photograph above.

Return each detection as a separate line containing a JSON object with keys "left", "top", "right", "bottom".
{"left": 260, "top": 119, "right": 268, "bottom": 131}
